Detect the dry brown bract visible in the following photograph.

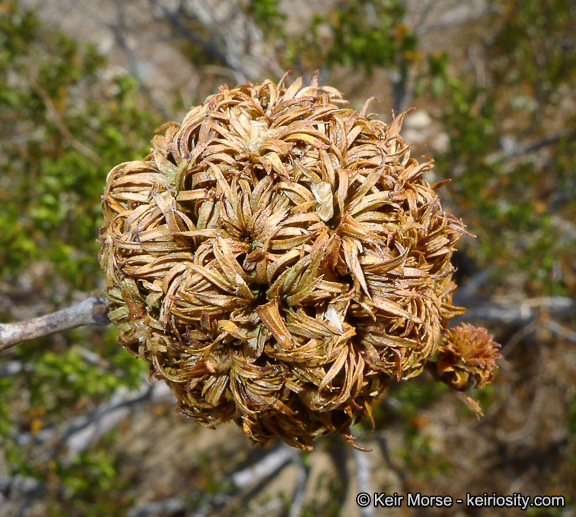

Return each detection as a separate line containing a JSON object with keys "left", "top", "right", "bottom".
{"left": 99, "top": 72, "right": 497, "bottom": 450}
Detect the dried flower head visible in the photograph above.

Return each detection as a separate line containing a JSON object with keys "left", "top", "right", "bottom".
{"left": 436, "top": 323, "right": 502, "bottom": 390}
{"left": 99, "top": 72, "right": 487, "bottom": 450}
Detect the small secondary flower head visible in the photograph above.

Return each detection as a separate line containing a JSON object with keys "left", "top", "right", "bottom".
{"left": 437, "top": 323, "right": 502, "bottom": 390}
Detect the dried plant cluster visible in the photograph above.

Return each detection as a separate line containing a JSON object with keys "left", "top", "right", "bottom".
{"left": 436, "top": 324, "right": 501, "bottom": 390}
{"left": 99, "top": 73, "right": 500, "bottom": 450}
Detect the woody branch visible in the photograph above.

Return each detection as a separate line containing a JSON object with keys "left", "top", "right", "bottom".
{"left": 0, "top": 295, "right": 110, "bottom": 353}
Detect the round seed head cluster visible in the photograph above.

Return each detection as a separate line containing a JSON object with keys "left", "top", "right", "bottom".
{"left": 437, "top": 323, "right": 502, "bottom": 390}
{"left": 99, "top": 74, "right": 467, "bottom": 449}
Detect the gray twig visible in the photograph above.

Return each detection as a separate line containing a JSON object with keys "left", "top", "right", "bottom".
{"left": 501, "top": 320, "right": 539, "bottom": 358}
{"left": 489, "top": 128, "right": 576, "bottom": 162}
{"left": 0, "top": 475, "right": 42, "bottom": 497}
{"left": 545, "top": 320, "right": 576, "bottom": 344}
{"left": 0, "top": 296, "right": 110, "bottom": 353}
{"left": 127, "top": 497, "right": 186, "bottom": 517}
{"left": 147, "top": 0, "right": 241, "bottom": 78}
{"left": 452, "top": 269, "right": 492, "bottom": 306}
{"left": 60, "top": 382, "right": 174, "bottom": 458}
{"left": 457, "top": 296, "right": 576, "bottom": 325}
{"left": 288, "top": 452, "right": 310, "bottom": 517}
{"left": 107, "top": 2, "right": 171, "bottom": 120}
{"left": 415, "top": 2, "right": 497, "bottom": 36}
{"left": 230, "top": 443, "right": 295, "bottom": 489}
{"left": 28, "top": 78, "right": 101, "bottom": 163}
{"left": 353, "top": 447, "right": 374, "bottom": 517}
{"left": 0, "top": 361, "right": 29, "bottom": 377}
{"left": 14, "top": 381, "right": 174, "bottom": 457}
{"left": 0, "top": 475, "right": 44, "bottom": 516}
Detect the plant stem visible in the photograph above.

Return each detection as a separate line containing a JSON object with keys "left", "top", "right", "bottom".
{"left": 0, "top": 296, "right": 110, "bottom": 353}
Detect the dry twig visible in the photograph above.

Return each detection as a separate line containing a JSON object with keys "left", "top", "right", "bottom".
{"left": 545, "top": 319, "right": 576, "bottom": 344}
{"left": 127, "top": 498, "right": 185, "bottom": 517}
{"left": 14, "top": 381, "right": 174, "bottom": 458}
{"left": 0, "top": 295, "right": 110, "bottom": 353}
{"left": 458, "top": 296, "right": 576, "bottom": 325}
{"left": 353, "top": 447, "right": 375, "bottom": 517}
{"left": 28, "top": 79, "right": 101, "bottom": 162}
{"left": 230, "top": 443, "right": 295, "bottom": 489}
{"left": 61, "top": 382, "right": 173, "bottom": 458}
{"left": 288, "top": 451, "right": 310, "bottom": 517}
{"left": 147, "top": 0, "right": 246, "bottom": 81}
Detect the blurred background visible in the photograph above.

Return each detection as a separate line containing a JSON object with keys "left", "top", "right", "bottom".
{"left": 0, "top": 0, "right": 575, "bottom": 515}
